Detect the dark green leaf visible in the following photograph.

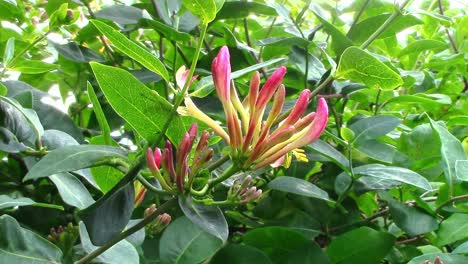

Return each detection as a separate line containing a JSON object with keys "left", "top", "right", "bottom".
{"left": 54, "top": 42, "right": 105, "bottom": 63}
{"left": 0, "top": 95, "right": 44, "bottom": 140}
{"left": 308, "top": 139, "right": 349, "bottom": 170}
{"left": 268, "top": 176, "right": 332, "bottom": 202}
{"left": 211, "top": 244, "right": 272, "bottom": 264}
{"left": 79, "top": 221, "right": 139, "bottom": 264}
{"left": 336, "top": 47, "right": 403, "bottom": 90}
{"left": 388, "top": 200, "right": 439, "bottom": 236}
{"left": 289, "top": 46, "right": 326, "bottom": 81}
{"left": 349, "top": 115, "right": 400, "bottom": 144}
{"left": 216, "top": 1, "right": 276, "bottom": 19}
{"left": 179, "top": 195, "right": 229, "bottom": 242}
{"left": 142, "top": 19, "right": 191, "bottom": 42}
{"left": 326, "top": 227, "right": 395, "bottom": 264}
{"left": 91, "top": 20, "right": 169, "bottom": 81}
{"left": 437, "top": 213, "right": 468, "bottom": 246}
{"left": 90, "top": 62, "right": 186, "bottom": 144}
{"left": 23, "top": 145, "right": 127, "bottom": 181}
{"left": 160, "top": 216, "right": 223, "bottom": 264}
{"left": 355, "top": 139, "right": 396, "bottom": 163}
{"left": 243, "top": 226, "right": 329, "bottom": 264}
{"left": 0, "top": 215, "right": 62, "bottom": 263}
{"left": 95, "top": 5, "right": 145, "bottom": 27}
{"left": 49, "top": 172, "right": 95, "bottom": 209}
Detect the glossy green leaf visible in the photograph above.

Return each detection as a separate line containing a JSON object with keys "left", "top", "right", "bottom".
{"left": 10, "top": 60, "right": 58, "bottom": 74}
{"left": 312, "top": 11, "right": 353, "bottom": 55}
{"left": 350, "top": 164, "right": 432, "bottom": 191}
{"left": 355, "top": 139, "right": 396, "bottom": 163}
{"left": 160, "top": 216, "right": 223, "bottom": 264}
{"left": 399, "top": 39, "right": 448, "bottom": 57}
{"left": 326, "top": 227, "right": 394, "bottom": 264}
{"left": 349, "top": 115, "right": 401, "bottom": 144}
{"left": 388, "top": 200, "right": 439, "bottom": 236}
{"left": 0, "top": 215, "right": 63, "bottom": 263}
{"left": 0, "top": 95, "right": 43, "bottom": 140}
{"left": 182, "top": 0, "right": 218, "bottom": 22}
{"left": 429, "top": 119, "right": 467, "bottom": 186}
{"left": 268, "top": 176, "right": 332, "bottom": 202}
{"left": 3, "top": 37, "right": 14, "bottom": 66}
{"left": 455, "top": 160, "right": 468, "bottom": 181}
{"left": 91, "top": 20, "right": 169, "bottom": 81}
{"left": 348, "top": 14, "right": 423, "bottom": 44}
{"left": 336, "top": 47, "right": 403, "bottom": 90}
{"left": 309, "top": 139, "right": 349, "bottom": 171}
{"left": 211, "top": 244, "right": 272, "bottom": 264}
{"left": 49, "top": 172, "right": 95, "bottom": 209}
{"left": 179, "top": 195, "right": 229, "bottom": 242}
{"left": 23, "top": 145, "right": 127, "bottom": 181}
{"left": 243, "top": 226, "right": 329, "bottom": 264}
{"left": 0, "top": 195, "right": 34, "bottom": 209}
{"left": 437, "top": 213, "right": 468, "bottom": 246}
{"left": 79, "top": 221, "right": 139, "bottom": 264}
{"left": 90, "top": 62, "right": 186, "bottom": 144}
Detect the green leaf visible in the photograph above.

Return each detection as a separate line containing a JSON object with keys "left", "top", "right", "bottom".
{"left": 3, "top": 37, "right": 14, "bottom": 66}
{"left": 23, "top": 145, "right": 127, "bottom": 181}
{"left": 160, "top": 216, "right": 223, "bottom": 264}
{"left": 398, "top": 39, "right": 448, "bottom": 57}
{"left": 407, "top": 253, "right": 468, "bottom": 264}
{"left": 312, "top": 11, "right": 353, "bottom": 55}
{"left": 429, "top": 119, "right": 467, "bottom": 186}
{"left": 349, "top": 115, "right": 401, "bottom": 144}
{"left": 191, "top": 58, "right": 286, "bottom": 98}
{"left": 455, "top": 160, "right": 468, "bottom": 181}
{"left": 216, "top": 1, "right": 276, "bottom": 19}
{"left": 142, "top": 19, "right": 191, "bottom": 42}
{"left": 388, "top": 200, "right": 439, "bottom": 236}
{"left": 308, "top": 139, "right": 349, "bottom": 171}
{"left": 90, "top": 62, "right": 186, "bottom": 144}
{"left": 87, "top": 82, "right": 111, "bottom": 145}
{"left": 89, "top": 136, "right": 124, "bottom": 193}
{"left": 383, "top": 93, "right": 452, "bottom": 109}
{"left": 182, "top": 0, "right": 218, "bottom": 22}
{"left": 49, "top": 172, "right": 95, "bottom": 209}
{"left": 453, "top": 241, "right": 468, "bottom": 254}
{"left": 211, "top": 244, "right": 272, "bottom": 264}
{"left": 178, "top": 195, "right": 229, "bottom": 242}
{"left": 256, "top": 37, "right": 310, "bottom": 48}
{"left": 268, "top": 176, "right": 332, "bottom": 202}
{"left": 437, "top": 213, "right": 468, "bottom": 246}
{"left": 349, "top": 164, "right": 432, "bottom": 191}
{"left": 0, "top": 83, "right": 7, "bottom": 96}
{"left": 91, "top": 20, "right": 169, "bottom": 82}
{"left": 0, "top": 195, "right": 34, "bottom": 209}
{"left": 336, "top": 47, "right": 403, "bottom": 90}
{"left": 79, "top": 221, "right": 139, "bottom": 264}
{"left": 10, "top": 60, "right": 58, "bottom": 74}
{"left": 54, "top": 42, "right": 105, "bottom": 63}
{"left": 95, "top": 5, "right": 145, "bottom": 27}
{"left": 0, "top": 95, "right": 43, "bottom": 140}
{"left": 0, "top": 215, "right": 63, "bottom": 263}
{"left": 326, "top": 226, "right": 395, "bottom": 264}
{"left": 243, "top": 226, "right": 329, "bottom": 264}
{"left": 355, "top": 139, "right": 396, "bottom": 163}
{"left": 348, "top": 14, "right": 423, "bottom": 44}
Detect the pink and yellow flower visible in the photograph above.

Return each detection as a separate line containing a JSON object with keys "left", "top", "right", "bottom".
{"left": 180, "top": 46, "right": 328, "bottom": 169}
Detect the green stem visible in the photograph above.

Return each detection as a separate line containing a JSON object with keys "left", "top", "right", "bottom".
{"left": 207, "top": 155, "right": 230, "bottom": 172}
{"left": 208, "top": 164, "right": 240, "bottom": 188}
{"left": 435, "top": 194, "right": 468, "bottom": 214}
{"left": 74, "top": 198, "right": 177, "bottom": 264}
{"left": 136, "top": 174, "right": 172, "bottom": 195}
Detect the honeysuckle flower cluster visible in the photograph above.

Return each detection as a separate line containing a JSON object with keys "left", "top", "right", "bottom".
{"left": 146, "top": 123, "right": 213, "bottom": 193}
{"left": 180, "top": 46, "right": 329, "bottom": 170}
{"left": 227, "top": 175, "right": 262, "bottom": 203}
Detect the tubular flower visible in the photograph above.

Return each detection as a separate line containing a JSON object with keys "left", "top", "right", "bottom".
{"left": 180, "top": 46, "right": 329, "bottom": 169}
{"left": 146, "top": 123, "right": 213, "bottom": 193}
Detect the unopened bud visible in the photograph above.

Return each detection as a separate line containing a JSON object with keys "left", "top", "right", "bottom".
{"left": 434, "top": 257, "right": 444, "bottom": 264}
{"left": 144, "top": 204, "right": 157, "bottom": 218}
{"left": 66, "top": 9, "right": 74, "bottom": 20}
{"left": 156, "top": 213, "right": 172, "bottom": 226}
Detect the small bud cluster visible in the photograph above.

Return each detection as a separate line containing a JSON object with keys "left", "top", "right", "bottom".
{"left": 228, "top": 175, "right": 262, "bottom": 203}
{"left": 422, "top": 257, "right": 443, "bottom": 264}
{"left": 146, "top": 123, "right": 213, "bottom": 193}
{"left": 47, "top": 223, "right": 79, "bottom": 253}
{"left": 144, "top": 204, "right": 172, "bottom": 237}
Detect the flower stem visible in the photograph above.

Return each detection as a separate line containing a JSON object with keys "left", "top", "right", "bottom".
{"left": 208, "top": 164, "right": 240, "bottom": 188}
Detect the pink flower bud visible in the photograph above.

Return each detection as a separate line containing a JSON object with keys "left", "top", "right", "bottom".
{"left": 188, "top": 123, "right": 198, "bottom": 141}
{"left": 248, "top": 72, "right": 260, "bottom": 114}
{"left": 212, "top": 46, "right": 231, "bottom": 104}
{"left": 156, "top": 213, "right": 172, "bottom": 226}
{"left": 146, "top": 147, "right": 159, "bottom": 173}
{"left": 162, "top": 140, "right": 177, "bottom": 181}
{"left": 196, "top": 131, "right": 210, "bottom": 153}
{"left": 256, "top": 66, "right": 286, "bottom": 110}
{"left": 280, "top": 89, "right": 310, "bottom": 128}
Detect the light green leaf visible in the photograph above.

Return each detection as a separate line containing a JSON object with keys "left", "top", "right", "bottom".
{"left": 79, "top": 221, "right": 139, "bottom": 264}
{"left": 160, "top": 216, "right": 223, "bottom": 264}
{"left": 3, "top": 37, "right": 14, "bottom": 66}
{"left": 399, "top": 39, "right": 448, "bottom": 57}
{"left": 336, "top": 47, "right": 403, "bottom": 90}
{"left": 10, "top": 60, "right": 58, "bottom": 74}
{"left": 182, "top": 0, "right": 218, "bottom": 22}
{"left": 268, "top": 176, "right": 332, "bottom": 202}
{"left": 0, "top": 215, "right": 63, "bottom": 263}
{"left": 429, "top": 119, "right": 467, "bottom": 186}
{"left": 91, "top": 20, "right": 169, "bottom": 82}
{"left": 437, "top": 213, "right": 468, "bottom": 246}
{"left": 23, "top": 145, "right": 127, "bottom": 181}
{"left": 0, "top": 195, "right": 34, "bottom": 209}
{"left": 90, "top": 62, "right": 186, "bottom": 144}
{"left": 455, "top": 160, "right": 468, "bottom": 181}
{"left": 179, "top": 195, "right": 229, "bottom": 242}
{"left": 384, "top": 93, "right": 451, "bottom": 109}
{"left": 0, "top": 83, "right": 7, "bottom": 96}
{"left": 326, "top": 227, "right": 394, "bottom": 264}
{"left": 312, "top": 11, "right": 353, "bottom": 55}
{"left": 49, "top": 172, "right": 95, "bottom": 209}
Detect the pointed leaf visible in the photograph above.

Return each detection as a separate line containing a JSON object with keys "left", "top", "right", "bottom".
{"left": 268, "top": 176, "right": 332, "bottom": 202}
